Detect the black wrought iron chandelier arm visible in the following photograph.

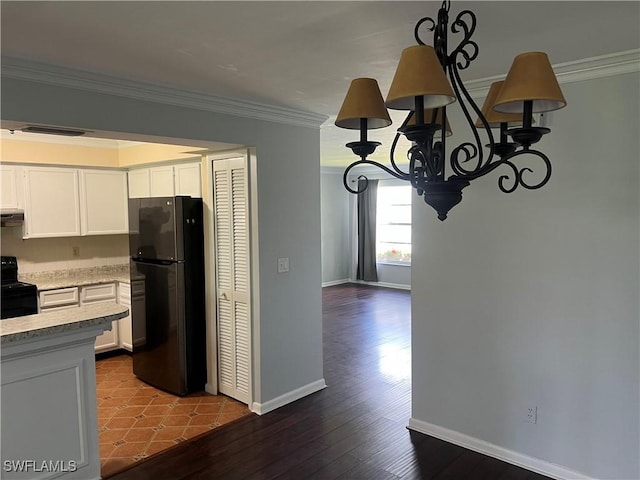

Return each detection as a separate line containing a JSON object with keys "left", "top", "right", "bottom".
{"left": 448, "top": 10, "right": 478, "bottom": 70}
{"left": 449, "top": 146, "right": 552, "bottom": 193}
{"left": 387, "top": 113, "right": 414, "bottom": 177}
{"left": 496, "top": 148, "right": 552, "bottom": 193}
{"left": 447, "top": 62, "right": 495, "bottom": 178}
{"left": 342, "top": 158, "right": 411, "bottom": 194}
{"left": 414, "top": 16, "right": 436, "bottom": 46}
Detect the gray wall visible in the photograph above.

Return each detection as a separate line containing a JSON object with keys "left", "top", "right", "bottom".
{"left": 376, "top": 263, "right": 411, "bottom": 289}
{"left": 411, "top": 72, "right": 639, "bottom": 479}
{"left": 1, "top": 76, "right": 325, "bottom": 407}
{"left": 321, "top": 170, "right": 351, "bottom": 284}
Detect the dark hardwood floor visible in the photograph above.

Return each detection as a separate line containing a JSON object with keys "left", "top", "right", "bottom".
{"left": 109, "top": 283, "right": 551, "bottom": 479}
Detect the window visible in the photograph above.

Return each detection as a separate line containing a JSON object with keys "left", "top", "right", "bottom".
{"left": 376, "top": 183, "right": 412, "bottom": 264}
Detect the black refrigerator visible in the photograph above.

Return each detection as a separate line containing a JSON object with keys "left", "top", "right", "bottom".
{"left": 128, "top": 196, "right": 206, "bottom": 396}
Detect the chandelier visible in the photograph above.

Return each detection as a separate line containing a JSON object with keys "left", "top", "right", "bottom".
{"left": 335, "top": 0, "right": 567, "bottom": 220}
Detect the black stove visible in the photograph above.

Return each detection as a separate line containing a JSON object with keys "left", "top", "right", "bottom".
{"left": 1, "top": 256, "right": 38, "bottom": 319}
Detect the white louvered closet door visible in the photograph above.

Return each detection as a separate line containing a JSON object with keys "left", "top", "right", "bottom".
{"left": 213, "top": 157, "right": 250, "bottom": 404}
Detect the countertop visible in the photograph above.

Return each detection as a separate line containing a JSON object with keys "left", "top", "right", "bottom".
{"left": 20, "top": 264, "right": 131, "bottom": 291}
{"left": 0, "top": 303, "right": 129, "bottom": 345}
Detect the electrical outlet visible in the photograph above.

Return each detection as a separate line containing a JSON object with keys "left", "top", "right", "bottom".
{"left": 72, "top": 246, "right": 80, "bottom": 257}
{"left": 525, "top": 406, "right": 538, "bottom": 424}
{"left": 277, "top": 257, "right": 289, "bottom": 273}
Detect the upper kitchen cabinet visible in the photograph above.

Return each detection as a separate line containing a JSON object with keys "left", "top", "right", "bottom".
{"left": 79, "top": 169, "right": 128, "bottom": 235}
{"left": 149, "top": 166, "right": 175, "bottom": 197}
{"left": 174, "top": 162, "right": 202, "bottom": 197}
{"left": 0, "top": 165, "right": 23, "bottom": 210}
{"left": 127, "top": 169, "right": 151, "bottom": 198}
{"left": 24, "top": 167, "right": 81, "bottom": 238}
{"left": 127, "top": 160, "right": 202, "bottom": 199}
{"left": 23, "top": 166, "right": 128, "bottom": 238}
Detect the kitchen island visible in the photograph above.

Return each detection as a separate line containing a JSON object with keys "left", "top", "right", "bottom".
{"left": 1, "top": 303, "right": 128, "bottom": 480}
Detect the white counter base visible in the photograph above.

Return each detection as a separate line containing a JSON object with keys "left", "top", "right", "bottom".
{"left": 1, "top": 304, "right": 128, "bottom": 480}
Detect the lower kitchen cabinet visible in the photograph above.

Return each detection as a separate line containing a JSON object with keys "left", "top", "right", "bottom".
{"left": 39, "top": 283, "right": 133, "bottom": 354}
{"left": 81, "top": 283, "right": 119, "bottom": 353}
{"left": 39, "top": 287, "right": 79, "bottom": 310}
{"left": 118, "top": 282, "right": 133, "bottom": 351}
{"left": 94, "top": 326, "right": 119, "bottom": 352}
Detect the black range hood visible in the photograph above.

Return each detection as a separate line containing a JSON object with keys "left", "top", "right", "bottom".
{"left": 1, "top": 209, "right": 25, "bottom": 227}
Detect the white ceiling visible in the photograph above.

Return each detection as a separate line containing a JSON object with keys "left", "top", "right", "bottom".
{"left": 1, "top": 1, "right": 639, "bottom": 166}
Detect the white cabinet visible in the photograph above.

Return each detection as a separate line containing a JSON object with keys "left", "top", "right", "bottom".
{"left": 37, "top": 283, "right": 128, "bottom": 354}
{"left": 23, "top": 166, "right": 128, "bottom": 238}
{"left": 80, "top": 283, "right": 116, "bottom": 303}
{"left": 39, "top": 287, "right": 80, "bottom": 311}
{"left": 117, "top": 282, "right": 133, "bottom": 352}
{"left": 127, "top": 160, "right": 202, "bottom": 199}
{"left": 149, "top": 166, "right": 174, "bottom": 197}
{"left": 24, "top": 167, "right": 81, "bottom": 238}
{"left": 128, "top": 169, "right": 151, "bottom": 198}
{"left": 174, "top": 162, "right": 202, "bottom": 197}
{"left": 80, "top": 283, "right": 119, "bottom": 353}
{"left": 0, "top": 165, "right": 22, "bottom": 210}
{"left": 79, "top": 170, "right": 128, "bottom": 235}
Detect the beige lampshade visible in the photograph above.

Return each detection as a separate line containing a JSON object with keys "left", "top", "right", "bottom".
{"left": 493, "top": 52, "right": 566, "bottom": 114}
{"left": 475, "top": 81, "right": 524, "bottom": 127}
{"left": 407, "top": 108, "right": 452, "bottom": 136}
{"left": 386, "top": 45, "right": 456, "bottom": 110}
{"left": 335, "top": 78, "right": 392, "bottom": 130}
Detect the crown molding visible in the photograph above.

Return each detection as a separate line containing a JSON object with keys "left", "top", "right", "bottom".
{"left": 2, "top": 50, "right": 636, "bottom": 130}
{"left": 0, "top": 56, "right": 328, "bottom": 129}
{"left": 464, "top": 49, "right": 640, "bottom": 98}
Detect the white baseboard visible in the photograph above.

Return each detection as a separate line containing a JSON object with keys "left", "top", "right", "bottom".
{"left": 408, "top": 418, "right": 595, "bottom": 480}
{"left": 251, "top": 379, "right": 327, "bottom": 415}
{"left": 352, "top": 279, "right": 411, "bottom": 291}
{"left": 322, "top": 279, "right": 350, "bottom": 287}
{"left": 321, "top": 279, "right": 411, "bottom": 291}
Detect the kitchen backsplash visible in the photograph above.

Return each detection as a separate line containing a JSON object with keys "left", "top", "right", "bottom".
{"left": 0, "top": 229, "right": 129, "bottom": 274}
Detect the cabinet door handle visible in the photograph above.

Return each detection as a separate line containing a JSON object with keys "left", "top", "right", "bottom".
{"left": 220, "top": 293, "right": 228, "bottom": 301}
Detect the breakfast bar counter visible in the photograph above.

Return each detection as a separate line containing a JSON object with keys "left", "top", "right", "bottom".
{"left": 1, "top": 303, "right": 128, "bottom": 345}
{"left": 1, "top": 304, "right": 128, "bottom": 480}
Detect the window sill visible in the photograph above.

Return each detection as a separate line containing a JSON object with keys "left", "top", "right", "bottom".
{"left": 377, "top": 261, "right": 411, "bottom": 267}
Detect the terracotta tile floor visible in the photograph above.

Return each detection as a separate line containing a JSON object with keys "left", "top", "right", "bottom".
{"left": 96, "top": 354, "right": 251, "bottom": 477}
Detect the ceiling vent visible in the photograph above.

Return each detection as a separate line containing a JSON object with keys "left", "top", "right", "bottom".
{"left": 21, "top": 125, "right": 87, "bottom": 137}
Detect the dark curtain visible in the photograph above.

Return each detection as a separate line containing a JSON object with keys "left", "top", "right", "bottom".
{"left": 356, "top": 178, "right": 378, "bottom": 282}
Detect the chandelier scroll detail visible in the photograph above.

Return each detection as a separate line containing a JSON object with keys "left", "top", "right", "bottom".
{"left": 335, "top": 0, "right": 566, "bottom": 221}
